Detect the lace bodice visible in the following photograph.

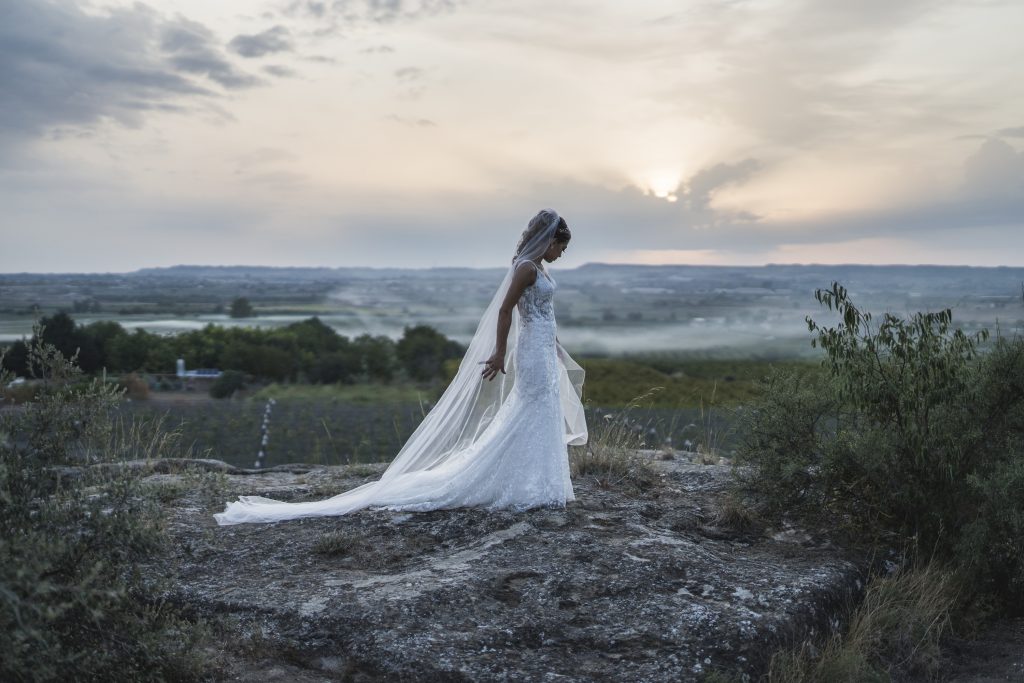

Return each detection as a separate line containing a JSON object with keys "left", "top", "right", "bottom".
{"left": 517, "top": 264, "right": 556, "bottom": 324}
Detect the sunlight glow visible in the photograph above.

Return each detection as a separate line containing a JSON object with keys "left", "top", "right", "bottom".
{"left": 612, "top": 249, "right": 727, "bottom": 265}
{"left": 643, "top": 171, "right": 682, "bottom": 203}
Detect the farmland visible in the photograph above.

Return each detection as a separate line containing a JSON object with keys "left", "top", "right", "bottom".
{"left": 119, "top": 396, "right": 428, "bottom": 468}
{"left": 115, "top": 355, "right": 779, "bottom": 469}
{"left": 118, "top": 394, "right": 738, "bottom": 470}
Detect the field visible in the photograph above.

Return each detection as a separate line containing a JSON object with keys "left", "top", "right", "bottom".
{"left": 120, "top": 396, "right": 429, "bottom": 468}
{"left": 118, "top": 397, "right": 740, "bottom": 470}
{"left": 579, "top": 355, "right": 820, "bottom": 407}
{"left": 113, "top": 356, "right": 777, "bottom": 469}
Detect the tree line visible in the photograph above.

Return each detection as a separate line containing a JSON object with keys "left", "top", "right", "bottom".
{"left": 1, "top": 312, "right": 465, "bottom": 384}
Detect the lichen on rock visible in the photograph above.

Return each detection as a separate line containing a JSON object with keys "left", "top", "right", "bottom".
{"left": 141, "top": 459, "right": 865, "bottom": 681}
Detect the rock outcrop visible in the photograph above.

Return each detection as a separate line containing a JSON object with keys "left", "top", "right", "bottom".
{"left": 142, "top": 459, "right": 865, "bottom": 682}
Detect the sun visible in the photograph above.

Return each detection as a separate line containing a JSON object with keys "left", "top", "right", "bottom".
{"left": 644, "top": 172, "right": 681, "bottom": 203}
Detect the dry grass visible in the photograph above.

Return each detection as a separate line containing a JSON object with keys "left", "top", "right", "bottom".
{"left": 767, "top": 563, "right": 956, "bottom": 682}
{"left": 571, "top": 389, "right": 660, "bottom": 490}
{"left": 696, "top": 382, "right": 721, "bottom": 461}
{"left": 107, "top": 412, "right": 202, "bottom": 462}
{"left": 313, "top": 533, "right": 371, "bottom": 557}
{"left": 713, "top": 491, "right": 760, "bottom": 532}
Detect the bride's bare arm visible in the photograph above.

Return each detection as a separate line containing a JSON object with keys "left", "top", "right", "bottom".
{"left": 481, "top": 262, "right": 537, "bottom": 380}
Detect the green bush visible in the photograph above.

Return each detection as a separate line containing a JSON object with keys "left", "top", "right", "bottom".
{"left": 396, "top": 324, "right": 464, "bottom": 382}
{"left": 0, "top": 327, "right": 209, "bottom": 681}
{"left": 209, "top": 369, "right": 247, "bottom": 399}
{"left": 737, "top": 282, "right": 1024, "bottom": 609}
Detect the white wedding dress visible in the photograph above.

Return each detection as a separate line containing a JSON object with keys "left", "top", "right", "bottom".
{"left": 213, "top": 261, "right": 582, "bottom": 525}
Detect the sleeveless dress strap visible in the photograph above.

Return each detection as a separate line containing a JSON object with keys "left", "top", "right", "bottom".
{"left": 516, "top": 260, "right": 540, "bottom": 281}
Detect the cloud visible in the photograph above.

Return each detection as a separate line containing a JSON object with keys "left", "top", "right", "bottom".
{"left": 263, "top": 64, "right": 297, "bottom": 78}
{"left": 228, "top": 25, "right": 294, "bottom": 58}
{"left": 696, "top": 139, "right": 1024, "bottom": 254}
{"left": 997, "top": 126, "right": 1024, "bottom": 138}
{"left": 282, "top": 0, "right": 458, "bottom": 32}
{"left": 394, "top": 66, "right": 424, "bottom": 81}
{"left": 234, "top": 147, "right": 299, "bottom": 167}
{"left": 160, "top": 17, "right": 264, "bottom": 89}
{"left": 477, "top": 141, "right": 1023, "bottom": 260}
{"left": 683, "top": 159, "right": 762, "bottom": 213}
{"left": 0, "top": 0, "right": 261, "bottom": 148}
{"left": 385, "top": 114, "right": 437, "bottom": 127}
{"left": 393, "top": 65, "right": 427, "bottom": 98}
{"left": 963, "top": 138, "right": 1024, "bottom": 198}
{"left": 480, "top": 1, "right": 984, "bottom": 151}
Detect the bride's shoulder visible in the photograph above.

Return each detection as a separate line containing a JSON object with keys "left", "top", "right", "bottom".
{"left": 514, "top": 260, "right": 539, "bottom": 279}
{"left": 510, "top": 260, "right": 539, "bottom": 291}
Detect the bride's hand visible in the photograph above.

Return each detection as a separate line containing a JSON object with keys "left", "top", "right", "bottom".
{"left": 480, "top": 352, "right": 506, "bottom": 381}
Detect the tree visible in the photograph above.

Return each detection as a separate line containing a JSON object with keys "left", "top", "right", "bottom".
{"left": 218, "top": 341, "right": 293, "bottom": 382}
{"left": 0, "top": 340, "right": 29, "bottom": 376}
{"left": 39, "top": 312, "right": 78, "bottom": 359}
{"left": 30, "top": 312, "right": 104, "bottom": 373}
{"left": 107, "top": 329, "right": 155, "bottom": 373}
{"left": 81, "top": 320, "right": 127, "bottom": 372}
{"left": 396, "top": 325, "right": 465, "bottom": 382}
{"left": 353, "top": 334, "right": 397, "bottom": 381}
{"left": 283, "top": 316, "right": 342, "bottom": 354}
{"left": 229, "top": 297, "right": 254, "bottom": 318}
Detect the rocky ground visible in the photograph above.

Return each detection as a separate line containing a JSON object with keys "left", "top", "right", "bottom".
{"left": 942, "top": 618, "right": 1024, "bottom": 682}
{"left": 137, "top": 457, "right": 871, "bottom": 682}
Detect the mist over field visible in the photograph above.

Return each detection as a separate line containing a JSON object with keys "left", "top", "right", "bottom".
{"left": 2, "top": 263, "right": 1022, "bottom": 358}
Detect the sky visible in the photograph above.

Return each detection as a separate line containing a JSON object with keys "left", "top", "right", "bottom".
{"left": 1, "top": 0, "right": 1023, "bottom": 272}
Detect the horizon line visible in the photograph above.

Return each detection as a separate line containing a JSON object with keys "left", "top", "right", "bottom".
{"left": 3, "top": 261, "right": 1024, "bottom": 276}
{"left": 6, "top": 260, "right": 1024, "bottom": 276}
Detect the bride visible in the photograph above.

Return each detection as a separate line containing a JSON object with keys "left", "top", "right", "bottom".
{"left": 213, "top": 209, "right": 588, "bottom": 525}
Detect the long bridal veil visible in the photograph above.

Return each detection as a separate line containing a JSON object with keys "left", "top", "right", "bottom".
{"left": 214, "top": 209, "right": 587, "bottom": 525}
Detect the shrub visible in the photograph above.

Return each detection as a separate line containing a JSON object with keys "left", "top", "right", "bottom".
{"left": 737, "top": 282, "right": 1024, "bottom": 609}
{"left": 209, "top": 369, "right": 247, "bottom": 399}
{"left": 0, "top": 328, "right": 209, "bottom": 681}
{"left": 118, "top": 371, "right": 150, "bottom": 400}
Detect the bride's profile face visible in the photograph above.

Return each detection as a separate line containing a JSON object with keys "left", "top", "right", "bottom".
{"left": 542, "top": 239, "right": 569, "bottom": 263}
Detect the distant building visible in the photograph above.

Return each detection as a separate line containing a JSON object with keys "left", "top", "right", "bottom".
{"left": 176, "top": 358, "right": 223, "bottom": 380}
